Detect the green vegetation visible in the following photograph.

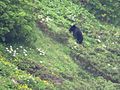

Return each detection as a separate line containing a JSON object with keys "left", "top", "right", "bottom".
{"left": 73, "top": 0, "right": 120, "bottom": 26}
{"left": 0, "top": 0, "right": 120, "bottom": 90}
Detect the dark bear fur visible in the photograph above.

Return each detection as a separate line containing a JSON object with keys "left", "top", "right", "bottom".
{"left": 69, "top": 25, "right": 83, "bottom": 44}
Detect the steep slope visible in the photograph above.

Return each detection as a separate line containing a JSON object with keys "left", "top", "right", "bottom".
{"left": 0, "top": 0, "right": 120, "bottom": 90}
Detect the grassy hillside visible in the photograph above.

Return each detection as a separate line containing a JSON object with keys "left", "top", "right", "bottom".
{"left": 0, "top": 0, "right": 120, "bottom": 90}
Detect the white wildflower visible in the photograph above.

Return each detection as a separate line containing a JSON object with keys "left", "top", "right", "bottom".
{"left": 23, "top": 51, "right": 26, "bottom": 54}
{"left": 96, "top": 39, "right": 101, "bottom": 43}
{"left": 42, "top": 52, "right": 45, "bottom": 55}
{"left": 107, "top": 64, "right": 111, "bottom": 66}
{"left": 14, "top": 50, "right": 16, "bottom": 53}
{"left": 23, "top": 49, "right": 27, "bottom": 52}
{"left": 39, "top": 53, "right": 42, "bottom": 55}
{"left": 102, "top": 44, "right": 107, "bottom": 48}
{"left": 19, "top": 46, "right": 23, "bottom": 48}
{"left": 10, "top": 46, "right": 13, "bottom": 51}
{"left": 112, "top": 42, "right": 115, "bottom": 44}
{"left": 74, "top": 45, "right": 77, "bottom": 49}
{"left": 24, "top": 53, "right": 27, "bottom": 56}
{"left": 13, "top": 50, "right": 16, "bottom": 57}
{"left": 39, "top": 61, "right": 43, "bottom": 63}
{"left": 16, "top": 48, "right": 19, "bottom": 50}
{"left": 39, "top": 51, "right": 45, "bottom": 56}
{"left": 6, "top": 49, "right": 9, "bottom": 52}
{"left": 9, "top": 51, "right": 12, "bottom": 54}
{"left": 41, "top": 18, "right": 45, "bottom": 21}
{"left": 13, "top": 53, "right": 16, "bottom": 57}
{"left": 37, "top": 48, "right": 45, "bottom": 55}
{"left": 46, "top": 16, "right": 51, "bottom": 22}
{"left": 38, "top": 15, "right": 43, "bottom": 19}
{"left": 115, "top": 42, "right": 117, "bottom": 44}
{"left": 113, "top": 67, "right": 117, "bottom": 70}
{"left": 12, "top": 79, "right": 18, "bottom": 84}
{"left": 10, "top": 45, "right": 12, "bottom": 48}
{"left": 6, "top": 48, "right": 8, "bottom": 50}
{"left": 98, "top": 36, "right": 101, "bottom": 38}
{"left": 37, "top": 48, "right": 41, "bottom": 51}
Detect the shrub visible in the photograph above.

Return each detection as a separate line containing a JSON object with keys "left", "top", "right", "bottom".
{"left": 72, "top": 0, "right": 120, "bottom": 26}
{"left": 0, "top": 0, "right": 37, "bottom": 45}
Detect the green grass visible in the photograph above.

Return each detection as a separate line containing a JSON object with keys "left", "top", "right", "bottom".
{"left": 0, "top": 0, "right": 120, "bottom": 90}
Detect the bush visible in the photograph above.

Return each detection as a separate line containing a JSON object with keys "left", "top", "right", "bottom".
{"left": 72, "top": 0, "right": 120, "bottom": 26}
{"left": 0, "top": 0, "right": 37, "bottom": 45}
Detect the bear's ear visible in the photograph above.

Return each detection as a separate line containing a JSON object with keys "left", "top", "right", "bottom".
{"left": 70, "top": 25, "right": 75, "bottom": 28}
{"left": 69, "top": 24, "right": 76, "bottom": 32}
{"left": 72, "top": 25, "right": 76, "bottom": 27}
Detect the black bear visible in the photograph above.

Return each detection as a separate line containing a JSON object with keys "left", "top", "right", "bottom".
{"left": 69, "top": 25, "right": 83, "bottom": 44}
